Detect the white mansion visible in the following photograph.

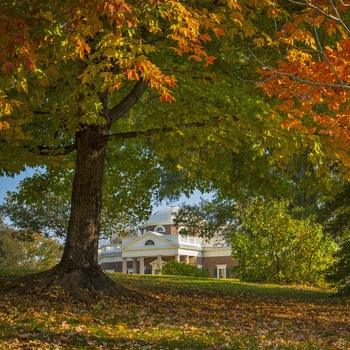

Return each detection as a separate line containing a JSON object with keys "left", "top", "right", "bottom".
{"left": 98, "top": 206, "right": 238, "bottom": 278}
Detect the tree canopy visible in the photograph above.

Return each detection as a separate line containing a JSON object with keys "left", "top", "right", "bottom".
{"left": 258, "top": 0, "right": 350, "bottom": 172}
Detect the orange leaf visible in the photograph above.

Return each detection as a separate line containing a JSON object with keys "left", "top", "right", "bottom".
{"left": 2, "top": 61, "right": 14, "bottom": 74}
{"left": 119, "top": 3, "right": 132, "bottom": 13}
{"left": 205, "top": 56, "right": 216, "bottom": 65}
{"left": 188, "top": 55, "right": 202, "bottom": 62}
{"left": 171, "top": 47, "right": 183, "bottom": 55}
{"left": 108, "top": 4, "right": 115, "bottom": 14}
{"left": 127, "top": 70, "right": 139, "bottom": 80}
{"left": 199, "top": 34, "right": 211, "bottom": 42}
{"left": 213, "top": 28, "right": 225, "bottom": 37}
{"left": 160, "top": 92, "right": 175, "bottom": 103}
{"left": 0, "top": 121, "right": 10, "bottom": 129}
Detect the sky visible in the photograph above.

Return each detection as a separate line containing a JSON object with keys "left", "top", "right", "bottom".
{"left": 0, "top": 171, "right": 212, "bottom": 217}
{"left": 1, "top": 173, "right": 29, "bottom": 204}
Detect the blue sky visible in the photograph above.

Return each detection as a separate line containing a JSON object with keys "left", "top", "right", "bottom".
{"left": 1, "top": 171, "right": 211, "bottom": 211}
{"left": 1, "top": 173, "right": 29, "bottom": 204}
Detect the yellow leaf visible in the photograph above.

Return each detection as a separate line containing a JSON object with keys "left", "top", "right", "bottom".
{"left": 176, "top": 164, "right": 184, "bottom": 170}
{"left": 253, "top": 37, "right": 265, "bottom": 47}
{"left": 230, "top": 12, "right": 245, "bottom": 26}
{"left": 4, "top": 103, "right": 12, "bottom": 115}
{"left": 0, "top": 121, "right": 10, "bottom": 130}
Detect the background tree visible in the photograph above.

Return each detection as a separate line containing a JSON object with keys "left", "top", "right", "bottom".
{"left": 232, "top": 198, "right": 335, "bottom": 285}
{"left": 0, "top": 220, "right": 62, "bottom": 270}
{"left": 258, "top": 0, "right": 350, "bottom": 171}
{"left": 0, "top": 162, "right": 159, "bottom": 241}
{"left": 19, "top": 234, "right": 63, "bottom": 270}
{"left": 255, "top": 0, "right": 350, "bottom": 291}
{"left": 0, "top": 219, "right": 25, "bottom": 269}
{"left": 315, "top": 181, "right": 350, "bottom": 294}
{"left": 173, "top": 198, "right": 238, "bottom": 241}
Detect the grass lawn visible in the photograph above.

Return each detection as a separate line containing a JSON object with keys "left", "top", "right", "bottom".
{"left": 0, "top": 271, "right": 349, "bottom": 349}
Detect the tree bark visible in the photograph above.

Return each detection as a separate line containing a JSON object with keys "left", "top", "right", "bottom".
{"left": 60, "top": 123, "right": 107, "bottom": 271}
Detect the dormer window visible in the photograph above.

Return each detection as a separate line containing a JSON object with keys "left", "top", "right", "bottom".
{"left": 145, "top": 240, "right": 155, "bottom": 246}
{"left": 154, "top": 225, "right": 165, "bottom": 233}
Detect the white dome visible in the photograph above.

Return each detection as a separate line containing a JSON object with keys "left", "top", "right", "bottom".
{"left": 146, "top": 206, "right": 180, "bottom": 226}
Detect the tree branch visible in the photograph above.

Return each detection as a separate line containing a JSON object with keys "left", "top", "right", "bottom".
{"left": 287, "top": 0, "right": 350, "bottom": 35}
{"left": 35, "top": 143, "right": 76, "bottom": 156}
{"left": 102, "top": 116, "right": 236, "bottom": 142}
{"left": 108, "top": 80, "right": 149, "bottom": 124}
{"left": 250, "top": 49, "right": 350, "bottom": 90}
{"left": 312, "top": 22, "right": 345, "bottom": 86}
{"left": 286, "top": 0, "right": 341, "bottom": 22}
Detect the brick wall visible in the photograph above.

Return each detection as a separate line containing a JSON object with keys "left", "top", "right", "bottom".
{"left": 203, "top": 256, "right": 238, "bottom": 278}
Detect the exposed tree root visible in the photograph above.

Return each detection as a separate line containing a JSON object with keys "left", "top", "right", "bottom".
{"left": 0, "top": 265, "right": 144, "bottom": 304}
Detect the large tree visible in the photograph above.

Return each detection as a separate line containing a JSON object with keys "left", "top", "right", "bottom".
{"left": 0, "top": 0, "right": 325, "bottom": 301}
{"left": 1, "top": 0, "right": 285, "bottom": 301}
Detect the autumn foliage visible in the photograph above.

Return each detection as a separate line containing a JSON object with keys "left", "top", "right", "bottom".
{"left": 0, "top": 0, "right": 226, "bottom": 120}
{"left": 258, "top": 0, "right": 350, "bottom": 164}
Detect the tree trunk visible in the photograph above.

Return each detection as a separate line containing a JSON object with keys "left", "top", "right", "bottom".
{"left": 0, "top": 124, "right": 140, "bottom": 303}
{"left": 61, "top": 123, "right": 107, "bottom": 271}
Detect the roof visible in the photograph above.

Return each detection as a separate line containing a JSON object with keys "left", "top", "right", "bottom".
{"left": 145, "top": 206, "right": 180, "bottom": 226}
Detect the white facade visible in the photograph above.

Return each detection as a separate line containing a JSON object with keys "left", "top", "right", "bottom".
{"left": 98, "top": 206, "right": 237, "bottom": 278}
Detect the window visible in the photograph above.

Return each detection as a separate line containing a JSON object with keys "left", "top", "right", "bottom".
{"left": 145, "top": 240, "right": 155, "bottom": 246}
{"left": 154, "top": 225, "right": 165, "bottom": 233}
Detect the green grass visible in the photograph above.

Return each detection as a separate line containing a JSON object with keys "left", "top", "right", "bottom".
{"left": 113, "top": 273, "right": 335, "bottom": 300}
{"left": 0, "top": 270, "right": 349, "bottom": 349}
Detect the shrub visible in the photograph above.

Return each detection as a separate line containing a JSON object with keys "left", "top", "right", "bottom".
{"left": 232, "top": 199, "right": 336, "bottom": 285}
{"left": 161, "top": 260, "right": 210, "bottom": 278}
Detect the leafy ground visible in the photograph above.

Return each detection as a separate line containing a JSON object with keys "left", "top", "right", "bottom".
{"left": 0, "top": 271, "right": 349, "bottom": 349}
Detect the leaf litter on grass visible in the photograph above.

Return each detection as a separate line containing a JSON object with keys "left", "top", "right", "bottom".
{"left": 0, "top": 273, "right": 349, "bottom": 349}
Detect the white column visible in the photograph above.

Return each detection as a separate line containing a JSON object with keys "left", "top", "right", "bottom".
{"left": 133, "top": 258, "right": 138, "bottom": 274}
{"left": 122, "top": 257, "right": 127, "bottom": 274}
{"left": 157, "top": 255, "right": 162, "bottom": 268}
{"left": 140, "top": 256, "right": 145, "bottom": 275}
{"left": 184, "top": 255, "right": 189, "bottom": 264}
{"left": 175, "top": 254, "right": 180, "bottom": 262}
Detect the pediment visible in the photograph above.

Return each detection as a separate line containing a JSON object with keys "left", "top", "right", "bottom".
{"left": 120, "top": 231, "right": 178, "bottom": 251}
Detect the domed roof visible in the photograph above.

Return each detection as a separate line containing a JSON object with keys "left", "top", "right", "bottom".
{"left": 146, "top": 206, "right": 180, "bottom": 226}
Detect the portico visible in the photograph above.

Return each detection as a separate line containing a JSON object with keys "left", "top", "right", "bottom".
{"left": 98, "top": 206, "right": 238, "bottom": 278}
{"left": 120, "top": 231, "right": 199, "bottom": 274}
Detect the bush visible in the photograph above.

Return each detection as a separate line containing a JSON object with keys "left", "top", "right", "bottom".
{"left": 231, "top": 199, "right": 336, "bottom": 286}
{"left": 161, "top": 260, "right": 210, "bottom": 278}
{"left": 327, "top": 238, "right": 350, "bottom": 295}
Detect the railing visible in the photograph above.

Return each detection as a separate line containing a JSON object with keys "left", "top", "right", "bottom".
{"left": 99, "top": 245, "right": 120, "bottom": 255}
{"left": 178, "top": 236, "right": 203, "bottom": 246}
